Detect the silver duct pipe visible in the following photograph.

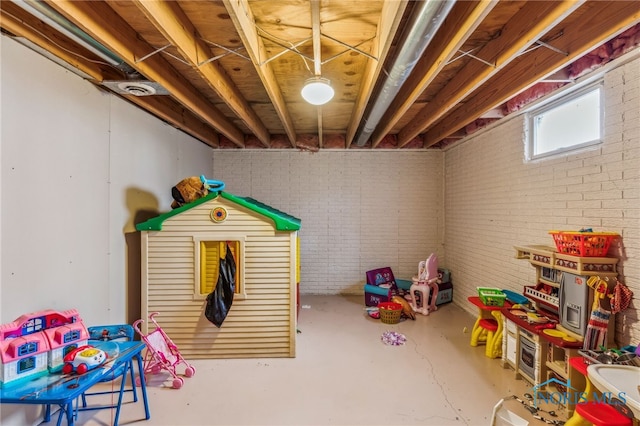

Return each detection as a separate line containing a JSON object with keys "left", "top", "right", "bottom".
{"left": 354, "top": 0, "right": 456, "bottom": 147}
{"left": 12, "top": 0, "right": 127, "bottom": 69}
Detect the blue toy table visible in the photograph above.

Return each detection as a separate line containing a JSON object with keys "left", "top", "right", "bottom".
{"left": 0, "top": 341, "right": 150, "bottom": 426}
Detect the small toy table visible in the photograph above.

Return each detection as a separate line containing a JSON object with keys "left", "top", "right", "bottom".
{"left": 468, "top": 296, "right": 511, "bottom": 358}
{"left": 0, "top": 341, "right": 150, "bottom": 426}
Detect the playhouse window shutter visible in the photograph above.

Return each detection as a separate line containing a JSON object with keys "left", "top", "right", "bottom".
{"left": 200, "top": 241, "right": 220, "bottom": 295}
{"left": 200, "top": 241, "right": 241, "bottom": 296}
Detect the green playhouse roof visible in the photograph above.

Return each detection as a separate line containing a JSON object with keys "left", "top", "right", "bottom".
{"left": 135, "top": 192, "right": 301, "bottom": 232}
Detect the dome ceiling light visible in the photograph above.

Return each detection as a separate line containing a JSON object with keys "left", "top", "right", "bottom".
{"left": 300, "top": 0, "right": 334, "bottom": 107}
{"left": 301, "top": 77, "right": 334, "bottom": 106}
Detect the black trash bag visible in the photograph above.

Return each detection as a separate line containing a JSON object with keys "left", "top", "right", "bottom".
{"left": 204, "top": 245, "right": 236, "bottom": 327}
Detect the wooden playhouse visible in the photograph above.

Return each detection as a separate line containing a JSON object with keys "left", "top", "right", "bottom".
{"left": 136, "top": 191, "right": 301, "bottom": 359}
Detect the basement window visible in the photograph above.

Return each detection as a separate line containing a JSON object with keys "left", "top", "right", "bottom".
{"left": 526, "top": 82, "right": 603, "bottom": 160}
{"left": 193, "top": 237, "right": 245, "bottom": 300}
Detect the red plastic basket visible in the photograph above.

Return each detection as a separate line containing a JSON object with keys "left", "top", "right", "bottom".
{"left": 549, "top": 231, "right": 618, "bottom": 257}
{"left": 378, "top": 302, "right": 403, "bottom": 324}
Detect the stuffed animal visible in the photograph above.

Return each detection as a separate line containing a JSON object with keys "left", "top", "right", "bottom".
{"left": 170, "top": 175, "right": 226, "bottom": 209}
{"left": 171, "top": 176, "right": 209, "bottom": 209}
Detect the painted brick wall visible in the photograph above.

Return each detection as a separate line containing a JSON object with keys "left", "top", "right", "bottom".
{"left": 211, "top": 55, "right": 638, "bottom": 345}
{"left": 445, "top": 55, "right": 640, "bottom": 346}
{"left": 213, "top": 151, "right": 445, "bottom": 295}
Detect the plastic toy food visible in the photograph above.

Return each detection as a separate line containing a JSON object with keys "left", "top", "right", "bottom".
{"left": 62, "top": 345, "right": 108, "bottom": 374}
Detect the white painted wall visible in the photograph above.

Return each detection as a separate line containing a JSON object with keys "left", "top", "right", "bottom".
{"left": 213, "top": 150, "right": 445, "bottom": 294}
{"left": 0, "top": 37, "right": 213, "bottom": 330}
{"left": 444, "top": 54, "right": 640, "bottom": 346}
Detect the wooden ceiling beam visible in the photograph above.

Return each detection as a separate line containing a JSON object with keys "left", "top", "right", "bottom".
{"left": 223, "top": 0, "right": 297, "bottom": 148}
{"left": 370, "top": 0, "right": 497, "bottom": 148}
{"left": 423, "top": 0, "right": 640, "bottom": 147}
{"left": 0, "top": 3, "right": 108, "bottom": 81}
{"left": 345, "top": 0, "right": 408, "bottom": 148}
{"left": 1, "top": 3, "right": 219, "bottom": 148}
{"left": 398, "top": 0, "right": 585, "bottom": 148}
{"left": 311, "top": 0, "right": 323, "bottom": 145}
{"left": 135, "top": 0, "right": 270, "bottom": 148}
{"left": 127, "top": 95, "right": 220, "bottom": 148}
{"left": 310, "top": 0, "right": 322, "bottom": 77}
{"left": 48, "top": 0, "right": 245, "bottom": 147}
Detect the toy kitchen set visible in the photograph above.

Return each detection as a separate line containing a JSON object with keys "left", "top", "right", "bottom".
{"left": 504, "top": 231, "right": 634, "bottom": 416}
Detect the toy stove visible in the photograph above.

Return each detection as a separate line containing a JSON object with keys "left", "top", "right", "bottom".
{"left": 518, "top": 328, "right": 541, "bottom": 384}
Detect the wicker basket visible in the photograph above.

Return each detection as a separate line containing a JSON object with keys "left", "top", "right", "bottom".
{"left": 378, "top": 302, "right": 403, "bottom": 324}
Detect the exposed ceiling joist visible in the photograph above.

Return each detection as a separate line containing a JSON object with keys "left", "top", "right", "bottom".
{"left": 352, "top": 0, "right": 456, "bottom": 147}
{"left": 132, "top": 96, "right": 220, "bottom": 148}
{"left": 2, "top": 2, "right": 220, "bottom": 148}
{"left": 423, "top": 0, "right": 640, "bottom": 147}
{"left": 48, "top": 0, "right": 245, "bottom": 147}
{"left": 0, "top": 3, "right": 108, "bottom": 80}
{"left": 134, "top": 0, "right": 270, "bottom": 148}
{"left": 223, "top": 0, "right": 297, "bottom": 148}
{"left": 369, "top": 0, "right": 498, "bottom": 148}
{"left": 2, "top": 0, "right": 638, "bottom": 151}
{"left": 344, "top": 0, "right": 407, "bottom": 147}
{"left": 311, "top": 0, "right": 324, "bottom": 145}
{"left": 397, "top": 0, "right": 585, "bottom": 148}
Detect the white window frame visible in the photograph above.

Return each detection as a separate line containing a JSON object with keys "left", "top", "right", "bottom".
{"left": 525, "top": 81, "right": 604, "bottom": 161}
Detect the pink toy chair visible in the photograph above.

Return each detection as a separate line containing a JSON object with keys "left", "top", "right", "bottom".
{"left": 409, "top": 253, "right": 439, "bottom": 315}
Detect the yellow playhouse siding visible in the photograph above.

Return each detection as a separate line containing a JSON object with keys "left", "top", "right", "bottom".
{"left": 141, "top": 197, "right": 297, "bottom": 359}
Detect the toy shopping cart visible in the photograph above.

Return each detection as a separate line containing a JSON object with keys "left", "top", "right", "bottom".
{"left": 133, "top": 312, "right": 196, "bottom": 389}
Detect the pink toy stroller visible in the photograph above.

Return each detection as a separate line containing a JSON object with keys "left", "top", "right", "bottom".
{"left": 133, "top": 312, "right": 196, "bottom": 389}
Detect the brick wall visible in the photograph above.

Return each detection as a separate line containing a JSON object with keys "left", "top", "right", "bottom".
{"left": 445, "top": 55, "right": 639, "bottom": 345}
{"left": 212, "top": 55, "right": 639, "bottom": 346}
{"left": 213, "top": 151, "right": 444, "bottom": 295}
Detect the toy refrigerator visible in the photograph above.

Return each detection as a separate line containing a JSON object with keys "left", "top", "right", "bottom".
{"left": 559, "top": 272, "right": 592, "bottom": 337}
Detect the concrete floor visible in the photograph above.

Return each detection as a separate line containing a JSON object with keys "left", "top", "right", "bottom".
{"left": 72, "top": 295, "right": 559, "bottom": 426}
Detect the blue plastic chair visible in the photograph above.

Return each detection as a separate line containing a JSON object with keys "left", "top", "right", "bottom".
{"left": 79, "top": 324, "right": 138, "bottom": 411}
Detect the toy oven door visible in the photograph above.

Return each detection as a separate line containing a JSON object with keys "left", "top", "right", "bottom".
{"left": 518, "top": 333, "right": 537, "bottom": 383}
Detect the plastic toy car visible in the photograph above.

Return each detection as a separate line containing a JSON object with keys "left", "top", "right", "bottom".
{"left": 62, "top": 345, "right": 108, "bottom": 374}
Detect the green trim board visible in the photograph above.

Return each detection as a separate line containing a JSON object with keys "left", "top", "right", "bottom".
{"left": 136, "top": 192, "right": 301, "bottom": 231}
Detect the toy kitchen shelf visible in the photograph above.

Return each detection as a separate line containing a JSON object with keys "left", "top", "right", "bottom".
{"left": 514, "top": 245, "right": 618, "bottom": 313}
{"left": 510, "top": 244, "right": 619, "bottom": 418}
{"left": 514, "top": 245, "right": 618, "bottom": 276}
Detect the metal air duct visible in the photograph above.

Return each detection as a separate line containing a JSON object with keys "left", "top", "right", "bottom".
{"left": 12, "top": 0, "right": 124, "bottom": 67}
{"left": 354, "top": 0, "right": 456, "bottom": 147}
{"left": 12, "top": 0, "right": 169, "bottom": 95}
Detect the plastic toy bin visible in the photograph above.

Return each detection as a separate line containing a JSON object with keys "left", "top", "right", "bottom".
{"left": 477, "top": 287, "right": 506, "bottom": 306}
{"left": 491, "top": 399, "right": 529, "bottom": 426}
{"left": 549, "top": 231, "right": 618, "bottom": 257}
{"left": 378, "top": 302, "right": 402, "bottom": 324}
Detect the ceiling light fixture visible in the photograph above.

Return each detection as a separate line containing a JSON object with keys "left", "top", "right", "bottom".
{"left": 301, "top": 77, "right": 334, "bottom": 106}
